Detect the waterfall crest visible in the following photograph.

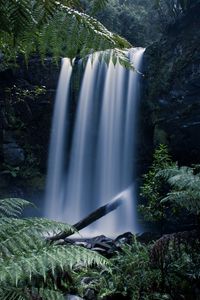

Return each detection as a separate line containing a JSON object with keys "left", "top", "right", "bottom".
{"left": 45, "top": 48, "right": 145, "bottom": 236}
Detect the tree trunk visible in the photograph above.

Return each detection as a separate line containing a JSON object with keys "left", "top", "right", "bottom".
{"left": 49, "top": 195, "right": 124, "bottom": 242}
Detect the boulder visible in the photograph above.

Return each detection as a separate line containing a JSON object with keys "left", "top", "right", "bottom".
{"left": 65, "top": 295, "right": 83, "bottom": 300}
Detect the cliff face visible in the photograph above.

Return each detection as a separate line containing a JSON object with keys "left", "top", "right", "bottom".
{"left": 144, "top": 3, "right": 200, "bottom": 166}
{"left": 0, "top": 58, "right": 60, "bottom": 199}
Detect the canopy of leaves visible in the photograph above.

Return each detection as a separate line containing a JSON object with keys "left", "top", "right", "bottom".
{"left": 0, "top": 0, "right": 131, "bottom": 64}
{"left": 82, "top": 0, "right": 162, "bottom": 46}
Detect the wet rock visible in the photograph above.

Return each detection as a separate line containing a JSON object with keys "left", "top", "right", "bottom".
{"left": 102, "top": 293, "right": 129, "bottom": 300}
{"left": 84, "top": 288, "right": 96, "bottom": 300}
{"left": 137, "top": 232, "right": 161, "bottom": 244}
{"left": 65, "top": 295, "right": 83, "bottom": 300}
{"left": 81, "top": 277, "right": 95, "bottom": 285}
{"left": 64, "top": 238, "right": 75, "bottom": 245}
{"left": 3, "top": 142, "right": 25, "bottom": 166}
{"left": 3, "top": 131, "right": 15, "bottom": 143}
{"left": 115, "top": 232, "right": 134, "bottom": 246}
{"left": 91, "top": 247, "right": 107, "bottom": 255}
{"left": 64, "top": 232, "right": 138, "bottom": 258}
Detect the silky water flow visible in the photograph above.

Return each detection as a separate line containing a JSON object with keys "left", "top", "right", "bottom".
{"left": 45, "top": 48, "right": 145, "bottom": 237}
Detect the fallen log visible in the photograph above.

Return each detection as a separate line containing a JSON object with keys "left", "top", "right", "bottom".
{"left": 49, "top": 192, "right": 125, "bottom": 242}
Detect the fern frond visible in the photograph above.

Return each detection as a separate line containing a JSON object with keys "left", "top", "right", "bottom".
{"left": 0, "top": 286, "right": 65, "bottom": 300}
{"left": 91, "top": 0, "right": 109, "bottom": 14}
{"left": 0, "top": 217, "right": 75, "bottom": 257}
{"left": 157, "top": 165, "right": 180, "bottom": 179}
{"left": 0, "top": 0, "right": 131, "bottom": 64}
{"left": 33, "top": 0, "right": 81, "bottom": 25}
{"left": 37, "top": 287, "right": 65, "bottom": 300}
{"left": 0, "top": 196, "right": 109, "bottom": 298}
{"left": 0, "top": 217, "right": 75, "bottom": 235}
{"left": 161, "top": 190, "right": 200, "bottom": 214}
{"left": 159, "top": 166, "right": 200, "bottom": 214}
{"left": 0, "top": 198, "right": 33, "bottom": 218}
{"left": 82, "top": 48, "right": 134, "bottom": 71}
{"left": 62, "top": 7, "right": 131, "bottom": 51}
{"left": 0, "top": 245, "right": 108, "bottom": 286}
{"left": 0, "top": 287, "right": 29, "bottom": 300}
{"left": 159, "top": 166, "right": 200, "bottom": 191}
{"left": 169, "top": 172, "right": 200, "bottom": 192}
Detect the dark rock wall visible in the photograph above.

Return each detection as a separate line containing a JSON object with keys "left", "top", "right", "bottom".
{"left": 0, "top": 58, "right": 60, "bottom": 200}
{"left": 143, "top": 3, "right": 200, "bottom": 166}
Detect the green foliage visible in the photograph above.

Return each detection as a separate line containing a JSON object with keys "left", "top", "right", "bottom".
{"left": 101, "top": 239, "right": 161, "bottom": 299}
{"left": 90, "top": 0, "right": 109, "bottom": 14}
{"left": 155, "top": 0, "right": 192, "bottom": 13}
{"left": 4, "top": 84, "right": 46, "bottom": 129}
{"left": 151, "top": 231, "right": 200, "bottom": 299}
{"left": 73, "top": 235, "right": 200, "bottom": 299}
{"left": 83, "top": 0, "right": 161, "bottom": 46}
{"left": 0, "top": 0, "right": 131, "bottom": 65}
{"left": 0, "top": 287, "right": 66, "bottom": 300}
{"left": 2, "top": 85, "right": 47, "bottom": 180}
{"left": 74, "top": 237, "right": 159, "bottom": 299}
{"left": 0, "top": 198, "right": 32, "bottom": 218}
{"left": 154, "top": 0, "right": 199, "bottom": 26}
{"left": 139, "top": 144, "right": 175, "bottom": 223}
{"left": 159, "top": 165, "right": 200, "bottom": 215}
{"left": 2, "top": 157, "right": 41, "bottom": 180}
{"left": 0, "top": 198, "right": 109, "bottom": 299}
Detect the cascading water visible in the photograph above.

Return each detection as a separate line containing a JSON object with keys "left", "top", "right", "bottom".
{"left": 45, "top": 48, "right": 145, "bottom": 236}
{"left": 45, "top": 58, "right": 72, "bottom": 219}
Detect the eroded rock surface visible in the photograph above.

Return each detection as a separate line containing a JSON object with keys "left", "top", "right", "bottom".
{"left": 144, "top": 3, "right": 200, "bottom": 165}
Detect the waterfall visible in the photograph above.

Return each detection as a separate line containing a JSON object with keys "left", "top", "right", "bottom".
{"left": 45, "top": 48, "right": 145, "bottom": 236}
{"left": 45, "top": 59, "right": 72, "bottom": 219}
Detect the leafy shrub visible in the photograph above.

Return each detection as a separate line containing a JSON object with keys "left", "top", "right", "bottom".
{"left": 73, "top": 235, "right": 200, "bottom": 300}
{"left": 74, "top": 238, "right": 162, "bottom": 299}
{"left": 139, "top": 144, "right": 175, "bottom": 226}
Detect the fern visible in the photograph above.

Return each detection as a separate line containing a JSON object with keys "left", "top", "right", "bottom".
{"left": 91, "top": 0, "right": 109, "bottom": 14}
{"left": 0, "top": 217, "right": 75, "bottom": 233}
{"left": 0, "top": 198, "right": 32, "bottom": 218}
{"left": 36, "top": 288, "right": 65, "bottom": 300}
{"left": 81, "top": 48, "right": 135, "bottom": 71}
{"left": 161, "top": 191, "right": 200, "bottom": 214}
{"left": 159, "top": 166, "right": 200, "bottom": 214}
{"left": 0, "top": 287, "right": 29, "bottom": 300}
{"left": 0, "top": 218, "right": 76, "bottom": 257}
{"left": 0, "top": 0, "right": 131, "bottom": 65}
{"left": 0, "top": 198, "right": 109, "bottom": 299}
{"left": 0, "top": 245, "right": 108, "bottom": 285}
{"left": 0, "top": 286, "right": 65, "bottom": 300}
